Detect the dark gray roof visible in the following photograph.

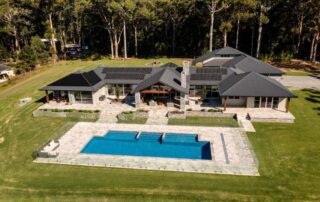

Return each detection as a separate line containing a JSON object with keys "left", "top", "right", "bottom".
{"left": 0, "top": 64, "right": 11, "bottom": 71}
{"left": 218, "top": 72, "right": 296, "bottom": 98}
{"left": 223, "top": 55, "right": 283, "bottom": 75}
{"left": 192, "top": 46, "right": 245, "bottom": 65}
{"left": 101, "top": 66, "right": 156, "bottom": 84}
{"left": 40, "top": 70, "right": 104, "bottom": 92}
{"left": 132, "top": 67, "right": 188, "bottom": 93}
{"left": 203, "top": 58, "right": 231, "bottom": 67}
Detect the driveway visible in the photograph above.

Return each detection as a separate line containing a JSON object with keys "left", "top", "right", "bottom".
{"left": 275, "top": 76, "right": 320, "bottom": 90}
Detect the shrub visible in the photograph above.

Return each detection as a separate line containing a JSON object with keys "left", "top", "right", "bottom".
{"left": 31, "top": 36, "right": 49, "bottom": 65}
{"left": 208, "top": 108, "right": 222, "bottom": 112}
{"left": 201, "top": 109, "right": 206, "bottom": 112}
{"left": 18, "top": 45, "right": 37, "bottom": 72}
{"left": 187, "top": 108, "right": 192, "bottom": 111}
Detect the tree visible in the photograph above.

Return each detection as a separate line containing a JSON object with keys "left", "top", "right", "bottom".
{"left": 206, "top": 0, "right": 231, "bottom": 52}
{"left": 132, "top": 0, "right": 155, "bottom": 57}
{"left": 219, "top": 21, "right": 232, "bottom": 47}
{"left": 31, "top": 36, "right": 49, "bottom": 64}
{"left": 0, "top": 44, "right": 10, "bottom": 62}
{"left": 255, "top": 0, "right": 270, "bottom": 58}
{"left": 231, "top": 0, "right": 256, "bottom": 49}
{"left": 292, "top": 0, "right": 311, "bottom": 55}
{"left": 0, "top": 0, "right": 30, "bottom": 59}
{"left": 31, "top": 0, "right": 66, "bottom": 63}
{"left": 18, "top": 45, "right": 36, "bottom": 72}
{"left": 159, "top": 0, "right": 194, "bottom": 56}
{"left": 308, "top": 0, "right": 320, "bottom": 63}
{"left": 73, "top": 0, "right": 90, "bottom": 45}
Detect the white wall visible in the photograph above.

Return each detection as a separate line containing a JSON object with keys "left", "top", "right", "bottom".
{"left": 221, "top": 97, "right": 246, "bottom": 107}
{"left": 92, "top": 86, "right": 106, "bottom": 104}
{"left": 246, "top": 97, "right": 255, "bottom": 108}
{"left": 277, "top": 97, "right": 287, "bottom": 111}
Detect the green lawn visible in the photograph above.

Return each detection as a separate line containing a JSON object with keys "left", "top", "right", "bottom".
{"left": 284, "top": 71, "right": 310, "bottom": 76}
{"left": 168, "top": 116, "right": 239, "bottom": 127}
{"left": 0, "top": 59, "right": 320, "bottom": 201}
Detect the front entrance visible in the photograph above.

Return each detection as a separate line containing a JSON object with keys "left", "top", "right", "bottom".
{"left": 254, "top": 97, "right": 279, "bottom": 108}
{"left": 141, "top": 90, "right": 176, "bottom": 106}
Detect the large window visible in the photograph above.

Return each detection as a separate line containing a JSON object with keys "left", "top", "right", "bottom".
{"left": 254, "top": 97, "right": 280, "bottom": 108}
{"left": 74, "top": 91, "right": 93, "bottom": 104}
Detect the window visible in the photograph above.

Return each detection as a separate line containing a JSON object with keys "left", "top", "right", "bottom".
{"left": 273, "top": 97, "right": 279, "bottom": 108}
{"left": 267, "top": 97, "right": 272, "bottom": 108}
{"left": 234, "top": 96, "right": 240, "bottom": 99}
{"left": 74, "top": 91, "right": 93, "bottom": 104}
{"left": 254, "top": 97, "right": 260, "bottom": 108}
{"left": 229, "top": 96, "right": 234, "bottom": 99}
{"left": 261, "top": 97, "right": 267, "bottom": 108}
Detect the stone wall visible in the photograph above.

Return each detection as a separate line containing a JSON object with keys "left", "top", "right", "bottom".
{"left": 117, "top": 111, "right": 148, "bottom": 121}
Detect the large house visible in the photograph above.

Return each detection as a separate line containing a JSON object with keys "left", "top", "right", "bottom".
{"left": 40, "top": 47, "right": 296, "bottom": 112}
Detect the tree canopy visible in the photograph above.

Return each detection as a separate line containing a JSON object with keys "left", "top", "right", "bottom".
{"left": 0, "top": 0, "right": 319, "bottom": 63}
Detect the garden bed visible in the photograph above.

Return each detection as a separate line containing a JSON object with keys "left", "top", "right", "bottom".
{"left": 33, "top": 109, "right": 100, "bottom": 121}
{"left": 117, "top": 110, "right": 148, "bottom": 124}
{"left": 168, "top": 116, "right": 239, "bottom": 127}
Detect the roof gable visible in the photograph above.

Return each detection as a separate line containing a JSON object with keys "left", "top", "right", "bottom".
{"left": 192, "top": 46, "right": 245, "bottom": 65}
{"left": 132, "top": 67, "right": 187, "bottom": 93}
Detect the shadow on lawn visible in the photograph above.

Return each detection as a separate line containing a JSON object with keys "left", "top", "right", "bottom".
{"left": 302, "top": 88, "right": 320, "bottom": 115}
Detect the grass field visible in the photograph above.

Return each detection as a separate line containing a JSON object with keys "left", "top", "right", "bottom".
{"left": 0, "top": 59, "right": 320, "bottom": 201}
{"left": 168, "top": 116, "right": 239, "bottom": 127}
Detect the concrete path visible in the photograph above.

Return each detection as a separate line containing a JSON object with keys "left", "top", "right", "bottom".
{"left": 146, "top": 109, "right": 168, "bottom": 125}
{"left": 275, "top": 76, "right": 320, "bottom": 90}
{"left": 237, "top": 113, "right": 256, "bottom": 132}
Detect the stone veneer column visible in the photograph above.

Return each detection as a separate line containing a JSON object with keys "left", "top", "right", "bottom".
{"left": 135, "top": 92, "right": 141, "bottom": 108}
{"left": 180, "top": 93, "right": 186, "bottom": 110}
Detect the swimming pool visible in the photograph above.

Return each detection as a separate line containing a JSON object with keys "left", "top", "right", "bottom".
{"left": 81, "top": 131, "right": 212, "bottom": 160}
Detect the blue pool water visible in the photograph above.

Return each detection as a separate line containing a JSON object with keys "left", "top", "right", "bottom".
{"left": 81, "top": 131, "right": 212, "bottom": 160}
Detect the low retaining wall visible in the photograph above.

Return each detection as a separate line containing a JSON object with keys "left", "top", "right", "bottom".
{"left": 251, "top": 118, "right": 294, "bottom": 123}
{"left": 168, "top": 112, "right": 186, "bottom": 119}
{"left": 117, "top": 111, "right": 148, "bottom": 121}
{"left": 186, "top": 111, "right": 235, "bottom": 118}
{"left": 168, "top": 111, "right": 236, "bottom": 119}
{"left": 33, "top": 109, "right": 100, "bottom": 120}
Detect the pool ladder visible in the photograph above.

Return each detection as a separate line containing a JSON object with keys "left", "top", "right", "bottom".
{"left": 136, "top": 131, "right": 142, "bottom": 140}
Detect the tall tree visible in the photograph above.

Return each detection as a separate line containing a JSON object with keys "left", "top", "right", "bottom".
{"left": 206, "top": 0, "right": 231, "bottom": 52}
{"left": 32, "top": 0, "right": 66, "bottom": 63}
{"left": 231, "top": 0, "right": 256, "bottom": 49}
{"left": 308, "top": 0, "right": 320, "bottom": 63}
{"left": 132, "top": 0, "right": 155, "bottom": 57}
{"left": 73, "top": 0, "right": 90, "bottom": 45}
{"left": 255, "top": 0, "right": 269, "bottom": 58}
{"left": 0, "top": 0, "right": 30, "bottom": 59}
{"left": 219, "top": 21, "right": 232, "bottom": 47}
{"left": 159, "top": 0, "right": 194, "bottom": 56}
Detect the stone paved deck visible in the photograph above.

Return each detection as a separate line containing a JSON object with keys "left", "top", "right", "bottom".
{"left": 34, "top": 122, "right": 259, "bottom": 176}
